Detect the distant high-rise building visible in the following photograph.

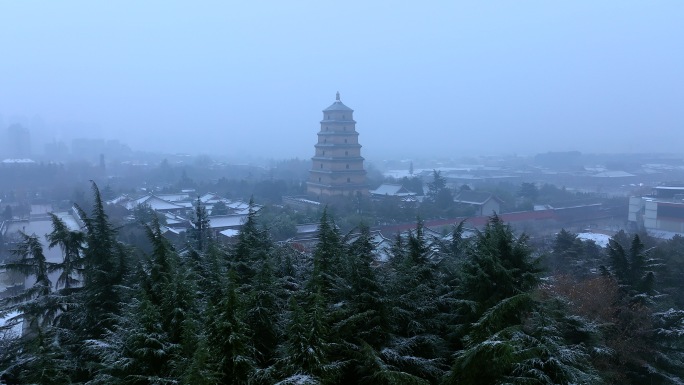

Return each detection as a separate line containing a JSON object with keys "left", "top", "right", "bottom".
{"left": 307, "top": 92, "right": 368, "bottom": 200}
{"left": 6, "top": 124, "right": 31, "bottom": 158}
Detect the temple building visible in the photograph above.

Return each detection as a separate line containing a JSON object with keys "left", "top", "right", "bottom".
{"left": 307, "top": 92, "right": 368, "bottom": 200}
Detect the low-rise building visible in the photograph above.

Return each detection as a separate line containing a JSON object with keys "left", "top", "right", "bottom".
{"left": 454, "top": 191, "right": 503, "bottom": 216}
{"left": 629, "top": 184, "right": 684, "bottom": 238}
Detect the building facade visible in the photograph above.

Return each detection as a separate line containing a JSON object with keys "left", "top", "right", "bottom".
{"left": 307, "top": 92, "right": 368, "bottom": 200}
{"left": 629, "top": 184, "right": 684, "bottom": 237}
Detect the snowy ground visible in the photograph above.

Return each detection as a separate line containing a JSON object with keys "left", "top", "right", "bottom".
{"left": 577, "top": 232, "right": 611, "bottom": 247}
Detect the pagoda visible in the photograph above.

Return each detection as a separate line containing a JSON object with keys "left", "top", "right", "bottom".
{"left": 307, "top": 92, "right": 368, "bottom": 200}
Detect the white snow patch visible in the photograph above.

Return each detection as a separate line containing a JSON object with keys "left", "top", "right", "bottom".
{"left": 274, "top": 374, "right": 319, "bottom": 385}
{"left": 577, "top": 232, "right": 611, "bottom": 248}
{"left": 0, "top": 311, "right": 22, "bottom": 339}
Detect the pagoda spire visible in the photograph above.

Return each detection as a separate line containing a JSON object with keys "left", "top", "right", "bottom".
{"left": 336, "top": 91, "right": 340, "bottom": 101}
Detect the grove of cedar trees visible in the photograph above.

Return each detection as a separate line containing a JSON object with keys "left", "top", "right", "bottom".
{"left": 1, "top": 183, "right": 683, "bottom": 385}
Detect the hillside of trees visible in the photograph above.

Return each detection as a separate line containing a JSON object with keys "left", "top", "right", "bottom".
{"left": 1, "top": 183, "right": 684, "bottom": 384}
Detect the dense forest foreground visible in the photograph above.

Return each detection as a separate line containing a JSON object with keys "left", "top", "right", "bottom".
{"left": 1, "top": 183, "right": 684, "bottom": 385}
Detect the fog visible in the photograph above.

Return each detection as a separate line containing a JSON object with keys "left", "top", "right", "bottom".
{"left": 0, "top": 1, "right": 682, "bottom": 160}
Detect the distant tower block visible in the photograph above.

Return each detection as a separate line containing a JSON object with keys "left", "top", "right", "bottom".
{"left": 307, "top": 92, "right": 368, "bottom": 201}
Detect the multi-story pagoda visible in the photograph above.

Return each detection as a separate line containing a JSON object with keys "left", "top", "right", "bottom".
{"left": 307, "top": 92, "right": 368, "bottom": 201}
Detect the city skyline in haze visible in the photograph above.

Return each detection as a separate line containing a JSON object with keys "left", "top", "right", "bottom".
{"left": 1, "top": 1, "right": 682, "bottom": 160}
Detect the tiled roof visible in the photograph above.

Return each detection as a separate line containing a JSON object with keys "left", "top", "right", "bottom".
{"left": 155, "top": 193, "right": 190, "bottom": 202}
{"left": 370, "top": 184, "right": 415, "bottom": 196}
{"left": 127, "top": 195, "right": 185, "bottom": 211}
{"left": 296, "top": 223, "right": 320, "bottom": 234}
{"left": 323, "top": 101, "right": 353, "bottom": 112}
{"left": 454, "top": 191, "right": 501, "bottom": 205}
{"left": 323, "top": 93, "right": 353, "bottom": 112}
{"left": 208, "top": 215, "right": 246, "bottom": 229}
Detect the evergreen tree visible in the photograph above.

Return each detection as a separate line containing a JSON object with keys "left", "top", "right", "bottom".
{"left": 280, "top": 292, "right": 338, "bottom": 384}
{"left": 333, "top": 225, "right": 394, "bottom": 383}
{"left": 95, "top": 218, "right": 200, "bottom": 384}
{"left": 460, "top": 215, "right": 540, "bottom": 310}
{"left": 652, "top": 235, "right": 684, "bottom": 309}
{"left": 606, "top": 233, "right": 656, "bottom": 293}
{"left": 211, "top": 200, "right": 229, "bottom": 216}
{"left": 600, "top": 232, "right": 684, "bottom": 384}
{"left": 0, "top": 233, "right": 73, "bottom": 384}
{"left": 309, "top": 208, "right": 344, "bottom": 299}
{"left": 517, "top": 182, "right": 539, "bottom": 201}
{"left": 232, "top": 197, "right": 270, "bottom": 284}
{"left": 205, "top": 271, "right": 255, "bottom": 385}
{"left": 550, "top": 228, "right": 586, "bottom": 274}
{"left": 383, "top": 219, "right": 446, "bottom": 383}
{"left": 426, "top": 170, "right": 453, "bottom": 210}
{"left": 1, "top": 232, "right": 55, "bottom": 330}
{"left": 449, "top": 220, "right": 467, "bottom": 260}
{"left": 190, "top": 196, "right": 211, "bottom": 252}
{"left": 447, "top": 215, "right": 598, "bottom": 385}
{"left": 47, "top": 213, "right": 84, "bottom": 291}
{"left": 246, "top": 261, "right": 282, "bottom": 372}
{"left": 68, "top": 182, "right": 130, "bottom": 382}
{"left": 0, "top": 327, "right": 73, "bottom": 385}
{"left": 73, "top": 183, "right": 127, "bottom": 337}
{"left": 341, "top": 225, "right": 388, "bottom": 349}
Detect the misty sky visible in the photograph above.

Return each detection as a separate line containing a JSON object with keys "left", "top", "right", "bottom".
{"left": 1, "top": 1, "right": 682, "bottom": 160}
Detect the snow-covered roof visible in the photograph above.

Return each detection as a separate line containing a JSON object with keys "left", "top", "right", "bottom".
{"left": 160, "top": 226, "right": 185, "bottom": 235}
{"left": 284, "top": 197, "right": 321, "bottom": 206}
{"left": 107, "top": 194, "right": 132, "bottom": 205}
{"left": 165, "top": 217, "right": 185, "bottom": 225}
{"left": 208, "top": 215, "right": 246, "bottom": 229}
{"left": 175, "top": 201, "right": 194, "bottom": 208}
{"left": 370, "top": 184, "right": 415, "bottom": 197}
{"left": 227, "top": 201, "right": 250, "bottom": 210}
{"left": 200, "top": 192, "right": 224, "bottom": 203}
{"left": 156, "top": 193, "right": 190, "bottom": 202}
{"left": 127, "top": 195, "right": 186, "bottom": 211}
{"left": 296, "top": 223, "right": 320, "bottom": 234}
{"left": 53, "top": 211, "right": 81, "bottom": 231}
{"left": 454, "top": 191, "right": 502, "bottom": 205}
{"left": 592, "top": 171, "right": 636, "bottom": 178}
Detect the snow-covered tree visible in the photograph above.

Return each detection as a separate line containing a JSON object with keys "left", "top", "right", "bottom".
{"left": 447, "top": 215, "right": 600, "bottom": 385}
{"left": 47, "top": 213, "right": 85, "bottom": 291}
